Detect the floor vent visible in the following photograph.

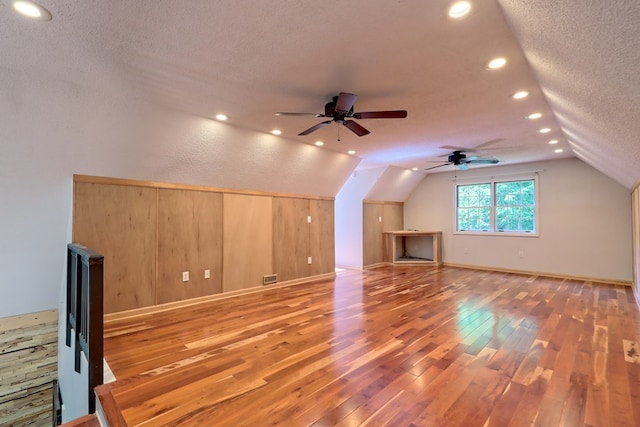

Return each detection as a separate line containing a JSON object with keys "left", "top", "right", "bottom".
{"left": 263, "top": 274, "right": 277, "bottom": 285}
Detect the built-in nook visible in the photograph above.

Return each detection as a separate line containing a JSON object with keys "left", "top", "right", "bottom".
{"left": 383, "top": 230, "right": 443, "bottom": 266}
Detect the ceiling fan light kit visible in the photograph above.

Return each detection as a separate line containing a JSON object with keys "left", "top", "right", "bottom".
{"left": 276, "top": 92, "right": 407, "bottom": 138}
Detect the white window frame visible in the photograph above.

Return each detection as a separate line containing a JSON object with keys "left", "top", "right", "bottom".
{"left": 453, "top": 175, "right": 539, "bottom": 237}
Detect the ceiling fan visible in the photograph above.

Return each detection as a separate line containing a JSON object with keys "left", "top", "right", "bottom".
{"left": 276, "top": 92, "right": 407, "bottom": 137}
{"left": 425, "top": 150, "right": 500, "bottom": 171}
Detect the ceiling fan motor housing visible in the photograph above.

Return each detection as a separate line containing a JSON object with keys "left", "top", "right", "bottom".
{"left": 324, "top": 97, "right": 353, "bottom": 118}
{"left": 448, "top": 151, "right": 466, "bottom": 165}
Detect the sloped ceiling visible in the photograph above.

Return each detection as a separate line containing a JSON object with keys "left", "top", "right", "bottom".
{"left": 499, "top": 1, "right": 640, "bottom": 189}
{"left": 1, "top": 0, "right": 638, "bottom": 189}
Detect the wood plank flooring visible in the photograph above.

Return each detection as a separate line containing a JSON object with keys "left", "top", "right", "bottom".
{"left": 100, "top": 266, "right": 640, "bottom": 426}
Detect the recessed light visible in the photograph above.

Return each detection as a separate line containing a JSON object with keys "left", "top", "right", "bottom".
{"left": 487, "top": 57, "right": 507, "bottom": 70}
{"left": 347, "top": 150, "right": 356, "bottom": 155}
{"left": 215, "top": 114, "right": 228, "bottom": 121}
{"left": 554, "top": 148, "right": 564, "bottom": 153}
{"left": 5, "top": 0, "right": 52, "bottom": 21}
{"left": 314, "top": 141, "right": 324, "bottom": 147}
{"left": 538, "top": 127, "right": 551, "bottom": 134}
{"left": 412, "top": 167, "right": 419, "bottom": 171}
{"left": 512, "top": 91, "right": 529, "bottom": 100}
{"left": 270, "top": 129, "right": 282, "bottom": 135}
{"left": 548, "top": 139, "right": 559, "bottom": 145}
{"left": 448, "top": 1, "right": 471, "bottom": 19}
{"left": 526, "top": 112, "right": 542, "bottom": 120}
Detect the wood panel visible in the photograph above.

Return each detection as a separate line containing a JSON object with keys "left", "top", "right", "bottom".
{"left": 309, "top": 199, "right": 335, "bottom": 276}
{"left": 101, "top": 267, "right": 640, "bottom": 426}
{"left": 222, "top": 193, "right": 273, "bottom": 292}
{"left": 74, "top": 174, "right": 334, "bottom": 201}
{"left": 73, "top": 182, "right": 156, "bottom": 313}
{"left": 273, "top": 197, "right": 310, "bottom": 282}
{"left": 383, "top": 202, "right": 404, "bottom": 231}
{"left": 363, "top": 202, "right": 383, "bottom": 266}
{"left": 157, "top": 189, "right": 223, "bottom": 304}
{"left": 633, "top": 187, "right": 640, "bottom": 308}
{"left": 0, "top": 310, "right": 57, "bottom": 427}
{"left": 73, "top": 176, "right": 336, "bottom": 313}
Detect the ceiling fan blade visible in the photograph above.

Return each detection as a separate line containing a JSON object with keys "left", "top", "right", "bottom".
{"left": 299, "top": 120, "right": 332, "bottom": 136}
{"left": 424, "top": 163, "right": 450, "bottom": 171}
{"left": 475, "top": 138, "right": 505, "bottom": 149}
{"left": 276, "top": 112, "right": 324, "bottom": 117}
{"left": 335, "top": 92, "right": 357, "bottom": 114}
{"left": 467, "top": 158, "right": 500, "bottom": 165}
{"left": 457, "top": 163, "right": 470, "bottom": 170}
{"left": 352, "top": 110, "right": 407, "bottom": 119}
{"left": 342, "top": 120, "right": 370, "bottom": 136}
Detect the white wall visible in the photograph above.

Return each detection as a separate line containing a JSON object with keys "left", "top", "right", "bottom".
{"left": 335, "top": 167, "right": 384, "bottom": 269}
{"left": 404, "top": 158, "right": 632, "bottom": 282}
{"left": 0, "top": 68, "right": 359, "bottom": 319}
{"left": 365, "top": 166, "right": 426, "bottom": 202}
{"left": 0, "top": 69, "right": 357, "bottom": 421}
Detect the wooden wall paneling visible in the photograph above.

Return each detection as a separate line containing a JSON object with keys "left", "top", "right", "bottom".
{"left": 383, "top": 203, "right": 404, "bottom": 264}
{"left": 73, "top": 183, "right": 157, "bottom": 314}
{"left": 309, "top": 199, "right": 335, "bottom": 276}
{"left": 222, "top": 194, "right": 274, "bottom": 292}
{"left": 157, "top": 189, "right": 223, "bottom": 304}
{"left": 632, "top": 188, "right": 640, "bottom": 307}
{"left": 273, "top": 197, "right": 311, "bottom": 282}
{"left": 383, "top": 203, "right": 404, "bottom": 231}
{"left": 363, "top": 202, "right": 384, "bottom": 266}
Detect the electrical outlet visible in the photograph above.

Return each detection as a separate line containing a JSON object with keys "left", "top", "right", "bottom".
{"left": 204, "top": 269, "right": 210, "bottom": 279}
{"left": 518, "top": 250, "right": 525, "bottom": 259}
{"left": 308, "top": 256, "right": 312, "bottom": 264}
{"left": 378, "top": 216, "right": 382, "bottom": 223}
{"left": 182, "top": 271, "right": 189, "bottom": 282}
{"left": 463, "top": 247, "right": 469, "bottom": 254}
{"left": 307, "top": 215, "right": 312, "bottom": 224}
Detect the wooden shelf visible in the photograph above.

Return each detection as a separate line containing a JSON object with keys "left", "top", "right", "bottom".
{"left": 383, "top": 231, "right": 442, "bottom": 266}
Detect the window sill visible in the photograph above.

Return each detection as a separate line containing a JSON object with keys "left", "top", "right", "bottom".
{"left": 453, "top": 231, "right": 539, "bottom": 238}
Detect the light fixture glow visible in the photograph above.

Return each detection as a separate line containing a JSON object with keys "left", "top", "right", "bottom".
{"left": 487, "top": 57, "right": 507, "bottom": 70}
{"left": 314, "top": 141, "right": 324, "bottom": 147}
{"left": 554, "top": 148, "right": 564, "bottom": 153}
{"left": 347, "top": 150, "right": 356, "bottom": 155}
{"left": 538, "top": 127, "right": 551, "bottom": 134}
{"left": 270, "top": 129, "right": 282, "bottom": 135}
{"left": 526, "top": 112, "right": 542, "bottom": 120}
{"left": 412, "top": 167, "right": 419, "bottom": 171}
{"left": 7, "top": 0, "right": 52, "bottom": 20}
{"left": 548, "top": 139, "right": 559, "bottom": 145}
{"left": 448, "top": 1, "right": 471, "bottom": 18}
{"left": 215, "top": 114, "right": 228, "bottom": 121}
{"left": 512, "top": 91, "right": 529, "bottom": 100}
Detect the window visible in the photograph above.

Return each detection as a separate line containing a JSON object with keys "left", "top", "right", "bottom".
{"left": 456, "top": 178, "right": 537, "bottom": 235}
{"left": 456, "top": 183, "right": 491, "bottom": 231}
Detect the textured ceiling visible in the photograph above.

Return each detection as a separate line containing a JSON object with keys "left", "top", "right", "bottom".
{"left": 1, "top": 0, "right": 638, "bottom": 188}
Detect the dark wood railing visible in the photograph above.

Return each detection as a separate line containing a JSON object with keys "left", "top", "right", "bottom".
{"left": 65, "top": 243, "right": 104, "bottom": 414}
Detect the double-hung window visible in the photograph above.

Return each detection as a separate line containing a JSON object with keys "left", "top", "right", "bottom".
{"left": 456, "top": 177, "right": 538, "bottom": 235}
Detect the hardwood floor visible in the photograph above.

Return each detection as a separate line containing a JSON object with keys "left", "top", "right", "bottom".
{"left": 100, "top": 266, "right": 640, "bottom": 426}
